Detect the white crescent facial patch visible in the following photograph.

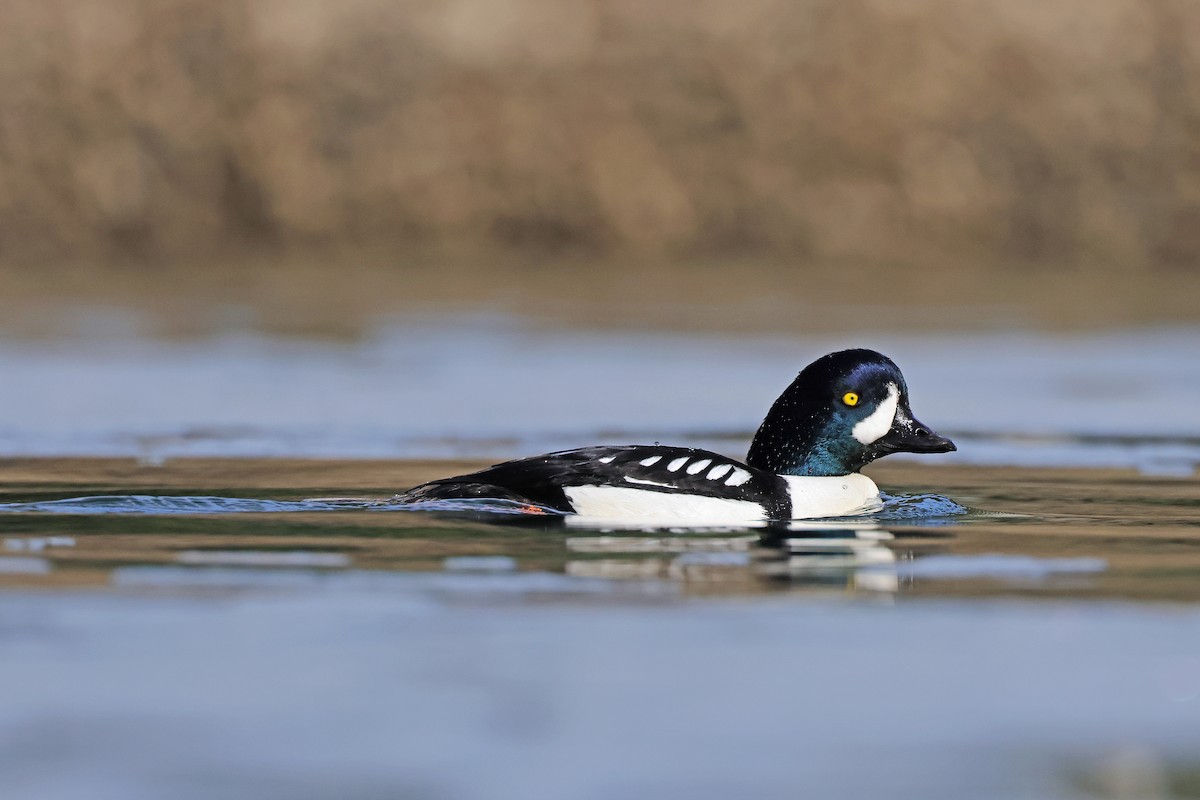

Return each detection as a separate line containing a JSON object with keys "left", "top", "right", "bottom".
{"left": 852, "top": 382, "right": 899, "bottom": 445}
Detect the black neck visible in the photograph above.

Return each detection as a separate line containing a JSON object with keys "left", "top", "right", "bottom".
{"left": 746, "top": 392, "right": 835, "bottom": 476}
{"left": 745, "top": 369, "right": 875, "bottom": 477}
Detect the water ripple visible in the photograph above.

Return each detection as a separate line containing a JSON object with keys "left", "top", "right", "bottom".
{"left": 0, "top": 492, "right": 965, "bottom": 521}
{"left": 0, "top": 494, "right": 564, "bottom": 516}
{"left": 876, "top": 492, "right": 969, "bottom": 521}
{"left": 0, "top": 495, "right": 363, "bottom": 514}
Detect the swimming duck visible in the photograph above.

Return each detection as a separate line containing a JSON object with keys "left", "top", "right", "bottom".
{"left": 399, "top": 349, "right": 955, "bottom": 524}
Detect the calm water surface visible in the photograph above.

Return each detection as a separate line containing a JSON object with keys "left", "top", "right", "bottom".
{"left": 2, "top": 459, "right": 1199, "bottom": 799}
{"left": 2, "top": 321, "right": 1199, "bottom": 799}
{"left": 0, "top": 460, "right": 1196, "bottom": 604}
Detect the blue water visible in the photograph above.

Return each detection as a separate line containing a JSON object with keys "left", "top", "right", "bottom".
{"left": 1, "top": 321, "right": 1197, "bottom": 473}
{"left": 1, "top": 319, "right": 1198, "bottom": 800}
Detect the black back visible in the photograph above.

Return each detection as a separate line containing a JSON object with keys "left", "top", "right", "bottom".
{"left": 403, "top": 445, "right": 792, "bottom": 518}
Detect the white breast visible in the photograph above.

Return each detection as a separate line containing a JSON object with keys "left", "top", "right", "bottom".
{"left": 781, "top": 473, "right": 881, "bottom": 518}
{"left": 562, "top": 485, "right": 767, "bottom": 526}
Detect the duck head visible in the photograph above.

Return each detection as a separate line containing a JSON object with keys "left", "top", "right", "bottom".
{"left": 746, "top": 349, "right": 955, "bottom": 477}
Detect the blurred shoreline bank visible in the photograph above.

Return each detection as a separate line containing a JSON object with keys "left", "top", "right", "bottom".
{"left": 1, "top": 0, "right": 1199, "bottom": 299}
{"left": 1, "top": 255, "right": 1198, "bottom": 338}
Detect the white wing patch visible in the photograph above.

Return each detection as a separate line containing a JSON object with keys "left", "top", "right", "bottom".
{"left": 598, "top": 456, "right": 616, "bottom": 464}
{"left": 666, "top": 457, "right": 689, "bottom": 472}
{"left": 706, "top": 464, "right": 732, "bottom": 480}
{"left": 852, "top": 382, "right": 899, "bottom": 445}
{"left": 638, "top": 455, "right": 662, "bottom": 467}
{"left": 624, "top": 476, "right": 674, "bottom": 488}
{"left": 685, "top": 458, "right": 712, "bottom": 475}
{"left": 724, "top": 467, "right": 752, "bottom": 487}
{"left": 563, "top": 485, "right": 766, "bottom": 524}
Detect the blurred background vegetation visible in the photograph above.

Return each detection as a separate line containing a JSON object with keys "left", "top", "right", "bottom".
{"left": 1, "top": 0, "right": 1198, "bottom": 334}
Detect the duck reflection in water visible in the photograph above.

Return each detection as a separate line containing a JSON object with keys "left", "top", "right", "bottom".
{"left": 564, "top": 520, "right": 902, "bottom": 595}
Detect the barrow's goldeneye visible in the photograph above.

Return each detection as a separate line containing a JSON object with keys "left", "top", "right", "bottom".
{"left": 399, "top": 349, "right": 955, "bottom": 524}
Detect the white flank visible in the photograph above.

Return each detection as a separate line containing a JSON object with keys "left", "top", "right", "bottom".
{"left": 782, "top": 473, "right": 882, "bottom": 519}
{"left": 852, "top": 383, "right": 899, "bottom": 445}
{"left": 724, "top": 467, "right": 752, "bottom": 487}
{"left": 563, "top": 485, "right": 766, "bottom": 524}
{"left": 598, "top": 456, "right": 616, "bottom": 464}
{"left": 666, "top": 457, "right": 689, "bottom": 472}
{"left": 624, "top": 476, "right": 674, "bottom": 488}
{"left": 706, "top": 464, "right": 733, "bottom": 480}
{"left": 638, "top": 455, "right": 662, "bottom": 467}
{"left": 685, "top": 458, "right": 712, "bottom": 475}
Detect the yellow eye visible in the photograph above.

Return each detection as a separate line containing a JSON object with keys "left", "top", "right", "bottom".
{"left": 842, "top": 392, "right": 859, "bottom": 407}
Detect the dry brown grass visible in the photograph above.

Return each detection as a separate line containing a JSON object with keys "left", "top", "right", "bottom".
{"left": 2, "top": 0, "right": 1199, "bottom": 278}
